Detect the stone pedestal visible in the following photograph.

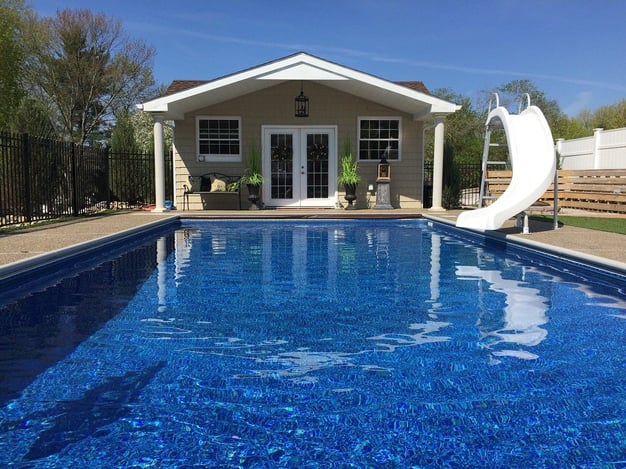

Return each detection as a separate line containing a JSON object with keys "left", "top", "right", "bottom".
{"left": 374, "top": 180, "right": 393, "bottom": 209}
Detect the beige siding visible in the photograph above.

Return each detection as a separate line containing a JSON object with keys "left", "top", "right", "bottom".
{"left": 174, "top": 81, "right": 427, "bottom": 209}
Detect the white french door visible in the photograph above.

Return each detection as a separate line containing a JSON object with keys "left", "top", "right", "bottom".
{"left": 262, "top": 126, "right": 337, "bottom": 207}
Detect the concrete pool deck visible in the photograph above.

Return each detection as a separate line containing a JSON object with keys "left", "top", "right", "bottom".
{"left": 0, "top": 209, "right": 624, "bottom": 278}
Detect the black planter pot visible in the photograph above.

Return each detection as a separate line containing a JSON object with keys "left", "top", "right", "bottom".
{"left": 247, "top": 184, "right": 262, "bottom": 210}
{"left": 344, "top": 183, "right": 357, "bottom": 210}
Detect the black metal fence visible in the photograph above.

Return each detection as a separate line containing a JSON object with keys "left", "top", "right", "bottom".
{"left": 423, "top": 162, "right": 482, "bottom": 208}
{"left": 0, "top": 131, "right": 172, "bottom": 227}
{"left": 108, "top": 150, "right": 173, "bottom": 210}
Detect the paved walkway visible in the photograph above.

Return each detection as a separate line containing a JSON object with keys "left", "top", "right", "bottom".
{"left": 0, "top": 209, "right": 624, "bottom": 277}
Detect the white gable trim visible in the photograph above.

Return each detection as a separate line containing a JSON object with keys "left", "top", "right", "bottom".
{"left": 139, "top": 52, "right": 460, "bottom": 120}
{"left": 257, "top": 62, "right": 349, "bottom": 81}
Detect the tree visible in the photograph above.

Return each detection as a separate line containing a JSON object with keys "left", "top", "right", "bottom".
{"left": 0, "top": 0, "right": 28, "bottom": 129}
{"left": 11, "top": 97, "right": 57, "bottom": 139}
{"left": 431, "top": 88, "right": 485, "bottom": 164}
{"left": 442, "top": 139, "right": 461, "bottom": 209}
{"left": 110, "top": 109, "right": 138, "bottom": 153}
{"left": 130, "top": 109, "right": 173, "bottom": 153}
{"left": 483, "top": 79, "right": 591, "bottom": 140}
{"left": 590, "top": 99, "right": 626, "bottom": 130}
{"left": 25, "top": 9, "right": 157, "bottom": 144}
{"left": 423, "top": 89, "right": 484, "bottom": 165}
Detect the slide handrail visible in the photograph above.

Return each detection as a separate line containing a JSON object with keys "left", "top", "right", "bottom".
{"left": 487, "top": 93, "right": 500, "bottom": 113}
{"left": 518, "top": 93, "right": 531, "bottom": 114}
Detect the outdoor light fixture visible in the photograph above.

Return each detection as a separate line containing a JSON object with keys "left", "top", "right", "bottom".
{"left": 377, "top": 156, "right": 390, "bottom": 181}
{"left": 375, "top": 153, "right": 393, "bottom": 209}
{"left": 295, "top": 81, "right": 309, "bottom": 117}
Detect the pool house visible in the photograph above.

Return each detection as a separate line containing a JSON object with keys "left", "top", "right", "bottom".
{"left": 139, "top": 52, "right": 460, "bottom": 211}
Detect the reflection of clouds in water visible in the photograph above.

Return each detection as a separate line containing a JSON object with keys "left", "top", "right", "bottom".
{"left": 456, "top": 266, "right": 549, "bottom": 362}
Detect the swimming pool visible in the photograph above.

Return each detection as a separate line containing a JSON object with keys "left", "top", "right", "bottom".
{"left": 0, "top": 219, "right": 624, "bottom": 467}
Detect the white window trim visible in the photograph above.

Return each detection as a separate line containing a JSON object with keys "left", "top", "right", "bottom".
{"left": 196, "top": 116, "right": 242, "bottom": 162}
{"left": 357, "top": 116, "right": 402, "bottom": 162}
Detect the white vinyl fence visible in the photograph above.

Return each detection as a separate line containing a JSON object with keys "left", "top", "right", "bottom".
{"left": 557, "top": 127, "right": 626, "bottom": 169}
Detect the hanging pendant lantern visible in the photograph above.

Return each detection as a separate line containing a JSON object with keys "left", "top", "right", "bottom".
{"left": 295, "top": 81, "right": 309, "bottom": 117}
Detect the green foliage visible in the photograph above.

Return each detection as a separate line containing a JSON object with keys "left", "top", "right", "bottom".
{"left": 240, "top": 142, "right": 264, "bottom": 186}
{"left": 589, "top": 99, "right": 626, "bottom": 130}
{"left": 489, "top": 80, "right": 570, "bottom": 137}
{"left": 110, "top": 110, "right": 138, "bottom": 153}
{"left": 24, "top": 8, "right": 157, "bottom": 144}
{"left": 554, "top": 116, "right": 589, "bottom": 140}
{"left": 11, "top": 97, "right": 56, "bottom": 138}
{"left": 442, "top": 140, "right": 461, "bottom": 209}
{"left": 337, "top": 139, "right": 360, "bottom": 186}
{"left": 426, "top": 89, "right": 484, "bottom": 164}
{"left": 130, "top": 110, "right": 172, "bottom": 153}
{"left": 482, "top": 79, "right": 600, "bottom": 140}
{"left": 225, "top": 182, "right": 240, "bottom": 192}
{"left": 0, "top": 0, "right": 28, "bottom": 129}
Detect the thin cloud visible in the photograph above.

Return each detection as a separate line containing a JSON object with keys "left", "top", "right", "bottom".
{"left": 133, "top": 24, "right": 626, "bottom": 94}
{"left": 359, "top": 54, "right": 626, "bottom": 92}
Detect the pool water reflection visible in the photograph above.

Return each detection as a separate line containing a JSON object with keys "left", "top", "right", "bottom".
{"left": 0, "top": 219, "right": 624, "bottom": 467}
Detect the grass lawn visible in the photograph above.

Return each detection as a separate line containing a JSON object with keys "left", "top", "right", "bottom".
{"left": 532, "top": 215, "right": 626, "bottom": 235}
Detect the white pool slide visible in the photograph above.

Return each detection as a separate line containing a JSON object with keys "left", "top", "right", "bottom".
{"left": 456, "top": 105, "right": 556, "bottom": 231}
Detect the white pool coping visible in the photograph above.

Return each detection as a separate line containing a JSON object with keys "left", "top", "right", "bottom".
{"left": 424, "top": 214, "right": 626, "bottom": 277}
{"left": 0, "top": 217, "right": 180, "bottom": 282}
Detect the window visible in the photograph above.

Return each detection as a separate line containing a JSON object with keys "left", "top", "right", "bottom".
{"left": 196, "top": 117, "right": 241, "bottom": 161}
{"left": 358, "top": 118, "right": 401, "bottom": 161}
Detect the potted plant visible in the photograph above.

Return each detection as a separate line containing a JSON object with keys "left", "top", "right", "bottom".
{"left": 240, "top": 142, "right": 264, "bottom": 210}
{"left": 337, "top": 139, "right": 360, "bottom": 209}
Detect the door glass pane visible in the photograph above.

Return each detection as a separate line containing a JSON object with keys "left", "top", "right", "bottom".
{"left": 306, "top": 133, "right": 329, "bottom": 199}
{"left": 270, "top": 134, "right": 293, "bottom": 199}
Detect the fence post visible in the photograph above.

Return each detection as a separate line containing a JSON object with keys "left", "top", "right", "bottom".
{"left": 593, "top": 128, "right": 603, "bottom": 169}
{"left": 104, "top": 146, "right": 111, "bottom": 209}
{"left": 20, "top": 133, "right": 32, "bottom": 222}
{"left": 71, "top": 143, "right": 79, "bottom": 216}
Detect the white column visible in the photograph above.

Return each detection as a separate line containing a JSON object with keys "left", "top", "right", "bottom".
{"left": 429, "top": 115, "right": 445, "bottom": 211}
{"left": 153, "top": 115, "right": 166, "bottom": 212}
{"left": 592, "top": 128, "right": 603, "bottom": 169}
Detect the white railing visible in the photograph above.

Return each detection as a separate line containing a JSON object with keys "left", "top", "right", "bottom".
{"left": 557, "top": 127, "right": 626, "bottom": 169}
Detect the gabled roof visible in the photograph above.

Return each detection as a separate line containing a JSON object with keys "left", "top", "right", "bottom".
{"left": 163, "top": 79, "right": 431, "bottom": 97}
{"left": 140, "top": 52, "right": 460, "bottom": 120}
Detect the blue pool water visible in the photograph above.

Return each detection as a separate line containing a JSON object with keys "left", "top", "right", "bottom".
{"left": 0, "top": 219, "right": 625, "bottom": 468}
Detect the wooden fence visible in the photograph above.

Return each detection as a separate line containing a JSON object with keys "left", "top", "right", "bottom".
{"left": 485, "top": 169, "right": 626, "bottom": 214}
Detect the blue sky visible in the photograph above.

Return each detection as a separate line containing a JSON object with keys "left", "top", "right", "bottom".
{"left": 29, "top": 0, "right": 626, "bottom": 116}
